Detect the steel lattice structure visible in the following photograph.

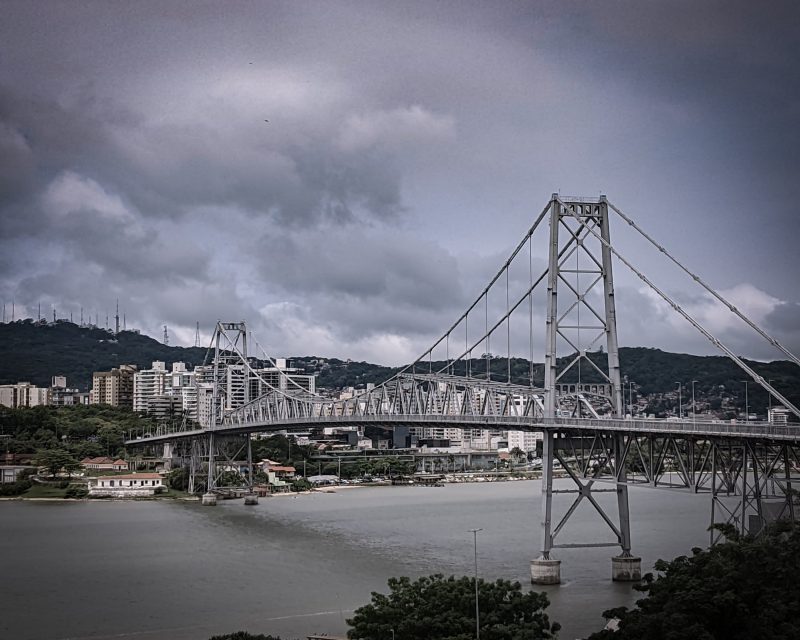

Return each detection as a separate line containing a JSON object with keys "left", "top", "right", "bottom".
{"left": 127, "top": 194, "right": 800, "bottom": 584}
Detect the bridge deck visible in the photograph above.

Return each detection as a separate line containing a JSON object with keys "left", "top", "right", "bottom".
{"left": 125, "top": 415, "right": 800, "bottom": 446}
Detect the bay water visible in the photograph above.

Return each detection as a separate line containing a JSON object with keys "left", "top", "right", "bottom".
{"left": 0, "top": 480, "right": 710, "bottom": 640}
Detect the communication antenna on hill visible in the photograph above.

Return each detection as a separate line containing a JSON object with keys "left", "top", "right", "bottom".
{"left": 115, "top": 299, "right": 120, "bottom": 335}
{"left": 12, "top": 300, "right": 15, "bottom": 322}
{"left": 38, "top": 302, "right": 41, "bottom": 321}
{"left": 70, "top": 311, "right": 73, "bottom": 323}
{"left": 105, "top": 313, "right": 109, "bottom": 330}
{"left": 53, "top": 306, "right": 56, "bottom": 322}
{"left": 123, "top": 314, "right": 126, "bottom": 331}
{"left": 2, "top": 303, "right": 5, "bottom": 323}
{"left": 163, "top": 325, "right": 169, "bottom": 345}
{"left": 194, "top": 321, "right": 200, "bottom": 347}
{"left": 80, "top": 307, "right": 84, "bottom": 326}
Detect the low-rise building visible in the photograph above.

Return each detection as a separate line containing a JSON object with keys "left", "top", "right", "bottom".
{"left": 768, "top": 407, "right": 790, "bottom": 425}
{"left": 87, "top": 473, "right": 164, "bottom": 497}
{"left": 81, "top": 457, "right": 128, "bottom": 471}
{"left": 1, "top": 465, "right": 35, "bottom": 483}
{"left": 0, "top": 382, "right": 51, "bottom": 408}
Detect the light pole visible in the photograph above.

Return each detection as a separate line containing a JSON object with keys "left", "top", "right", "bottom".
{"left": 675, "top": 382, "right": 682, "bottom": 419}
{"left": 628, "top": 381, "right": 634, "bottom": 416}
{"left": 691, "top": 380, "right": 698, "bottom": 425}
{"left": 741, "top": 380, "right": 749, "bottom": 422}
{"left": 469, "top": 528, "right": 482, "bottom": 640}
{"left": 768, "top": 379, "right": 773, "bottom": 415}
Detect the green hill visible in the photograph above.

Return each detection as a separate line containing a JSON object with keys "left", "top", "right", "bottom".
{"left": 0, "top": 320, "right": 797, "bottom": 415}
{"left": 0, "top": 320, "right": 207, "bottom": 390}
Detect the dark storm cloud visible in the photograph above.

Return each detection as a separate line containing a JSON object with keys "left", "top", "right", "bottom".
{"left": 0, "top": 1, "right": 798, "bottom": 364}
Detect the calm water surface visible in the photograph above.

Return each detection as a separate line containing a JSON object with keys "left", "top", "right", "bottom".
{"left": 0, "top": 480, "right": 710, "bottom": 640}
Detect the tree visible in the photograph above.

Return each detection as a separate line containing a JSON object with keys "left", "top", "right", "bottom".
{"left": 36, "top": 448, "right": 80, "bottom": 477}
{"left": 586, "top": 524, "right": 800, "bottom": 640}
{"left": 347, "top": 574, "right": 560, "bottom": 640}
{"left": 208, "top": 633, "right": 282, "bottom": 640}
{"left": 168, "top": 467, "right": 190, "bottom": 491}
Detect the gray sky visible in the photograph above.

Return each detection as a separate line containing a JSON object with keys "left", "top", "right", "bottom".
{"left": 1, "top": 0, "right": 799, "bottom": 365}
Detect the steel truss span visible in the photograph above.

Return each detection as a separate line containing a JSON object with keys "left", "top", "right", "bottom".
{"left": 126, "top": 193, "right": 800, "bottom": 585}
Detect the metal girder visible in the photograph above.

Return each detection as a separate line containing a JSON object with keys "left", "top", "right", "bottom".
{"left": 547, "top": 429, "right": 800, "bottom": 544}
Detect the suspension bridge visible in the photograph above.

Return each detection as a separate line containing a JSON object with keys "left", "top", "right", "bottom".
{"left": 126, "top": 194, "right": 800, "bottom": 585}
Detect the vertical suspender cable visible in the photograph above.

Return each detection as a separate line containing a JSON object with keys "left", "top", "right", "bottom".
{"left": 558, "top": 197, "right": 800, "bottom": 420}
{"left": 507, "top": 268, "right": 511, "bottom": 383}
{"left": 608, "top": 201, "right": 800, "bottom": 369}
{"left": 529, "top": 235, "right": 534, "bottom": 386}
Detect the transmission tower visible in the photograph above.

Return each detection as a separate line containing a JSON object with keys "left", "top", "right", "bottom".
{"left": 163, "top": 325, "right": 169, "bottom": 345}
{"left": 195, "top": 321, "right": 200, "bottom": 347}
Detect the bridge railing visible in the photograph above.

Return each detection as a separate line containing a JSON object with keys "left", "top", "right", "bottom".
{"left": 545, "top": 416, "right": 800, "bottom": 440}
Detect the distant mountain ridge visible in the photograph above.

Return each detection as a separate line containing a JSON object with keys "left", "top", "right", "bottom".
{"left": 0, "top": 320, "right": 797, "bottom": 413}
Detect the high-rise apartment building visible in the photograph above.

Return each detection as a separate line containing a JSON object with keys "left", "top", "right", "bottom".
{"left": 89, "top": 365, "right": 137, "bottom": 407}
{"left": 507, "top": 430, "right": 541, "bottom": 453}
{"left": 133, "top": 361, "right": 167, "bottom": 412}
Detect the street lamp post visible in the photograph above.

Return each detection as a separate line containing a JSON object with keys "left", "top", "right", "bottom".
{"left": 691, "top": 380, "right": 698, "bottom": 425}
{"left": 741, "top": 380, "right": 749, "bottom": 422}
{"left": 768, "top": 379, "right": 773, "bottom": 414}
{"left": 469, "top": 528, "right": 482, "bottom": 640}
{"left": 675, "top": 382, "right": 682, "bottom": 419}
{"left": 628, "top": 381, "right": 634, "bottom": 416}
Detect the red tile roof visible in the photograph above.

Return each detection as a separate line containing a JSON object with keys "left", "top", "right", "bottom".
{"left": 102, "top": 473, "right": 162, "bottom": 480}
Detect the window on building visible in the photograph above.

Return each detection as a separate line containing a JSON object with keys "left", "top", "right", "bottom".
{"left": 110, "top": 480, "right": 115, "bottom": 487}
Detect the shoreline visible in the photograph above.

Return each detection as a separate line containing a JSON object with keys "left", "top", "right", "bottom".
{"left": 1, "top": 473, "right": 554, "bottom": 502}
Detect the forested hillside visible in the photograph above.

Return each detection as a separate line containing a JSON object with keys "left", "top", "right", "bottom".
{"left": 1, "top": 320, "right": 797, "bottom": 414}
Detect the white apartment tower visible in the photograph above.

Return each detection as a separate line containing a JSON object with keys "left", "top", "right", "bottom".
{"left": 133, "top": 361, "right": 167, "bottom": 413}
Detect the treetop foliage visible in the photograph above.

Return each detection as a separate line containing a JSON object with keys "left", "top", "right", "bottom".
{"left": 347, "top": 574, "right": 560, "bottom": 640}
{"left": 586, "top": 524, "right": 800, "bottom": 640}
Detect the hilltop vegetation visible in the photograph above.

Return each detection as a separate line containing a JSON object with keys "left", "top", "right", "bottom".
{"left": 0, "top": 404, "right": 156, "bottom": 457}
{"left": 0, "top": 320, "right": 206, "bottom": 390}
{"left": 0, "top": 320, "right": 798, "bottom": 413}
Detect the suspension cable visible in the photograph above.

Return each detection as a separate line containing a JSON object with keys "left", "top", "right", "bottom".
{"left": 558, "top": 198, "right": 800, "bottom": 419}
{"left": 609, "top": 201, "right": 800, "bottom": 369}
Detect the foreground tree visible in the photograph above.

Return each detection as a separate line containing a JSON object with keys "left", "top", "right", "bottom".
{"left": 347, "top": 574, "right": 560, "bottom": 640}
{"left": 586, "top": 524, "right": 800, "bottom": 640}
{"left": 209, "top": 633, "right": 282, "bottom": 640}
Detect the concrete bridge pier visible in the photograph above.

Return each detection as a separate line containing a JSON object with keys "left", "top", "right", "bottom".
{"left": 531, "top": 557, "right": 561, "bottom": 585}
{"left": 201, "top": 492, "right": 217, "bottom": 506}
{"left": 611, "top": 554, "right": 641, "bottom": 581}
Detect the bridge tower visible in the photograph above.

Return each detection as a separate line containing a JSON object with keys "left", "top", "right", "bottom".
{"left": 200, "top": 321, "right": 257, "bottom": 506}
{"left": 533, "top": 194, "right": 640, "bottom": 584}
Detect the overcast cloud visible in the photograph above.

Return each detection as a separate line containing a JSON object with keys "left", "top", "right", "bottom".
{"left": 1, "top": 1, "right": 799, "bottom": 365}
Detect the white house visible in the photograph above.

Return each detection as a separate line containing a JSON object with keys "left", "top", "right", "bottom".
{"left": 88, "top": 473, "right": 164, "bottom": 497}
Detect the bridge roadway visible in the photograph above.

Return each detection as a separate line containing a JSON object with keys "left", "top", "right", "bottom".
{"left": 125, "top": 415, "right": 800, "bottom": 446}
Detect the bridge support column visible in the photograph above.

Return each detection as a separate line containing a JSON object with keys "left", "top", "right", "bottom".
{"left": 533, "top": 430, "right": 560, "bottom": 585}
{"left": 611, "top": 433, "right": 639, "bottom": 580}
{"left": 531, "top": 558, "right": 561, "bottom": 585}
{"left": 201, "top": 492, "right": 217, "bottom": 506}
{"left": 611, "top": 555, "right": 641, "bottom": 582}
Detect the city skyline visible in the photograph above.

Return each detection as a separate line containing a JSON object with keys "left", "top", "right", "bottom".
{"left": 2, "top": 1, "right": 799, "bottom": 365}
